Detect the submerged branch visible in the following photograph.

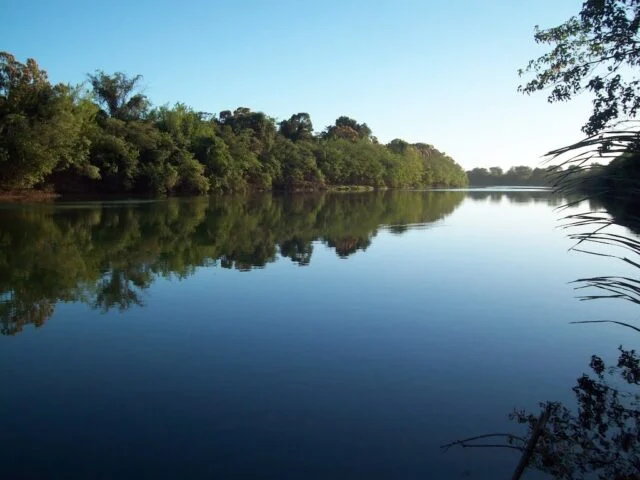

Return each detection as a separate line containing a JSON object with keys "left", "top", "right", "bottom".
{"left": 511, "top": 404, "right": 553, "bottom": 480}
{"left": 440, "top": 433, "right": 524, "bottom": 453}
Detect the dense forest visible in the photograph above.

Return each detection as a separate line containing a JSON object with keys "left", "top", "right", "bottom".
{"left": 0, "top": 52, "right": 468, "bottom": 195}
{"left": 573, "top": 152, "right": 640, "bottom": 223}
{"left": 466, "top": 166, "right": 555, "bottom": 186}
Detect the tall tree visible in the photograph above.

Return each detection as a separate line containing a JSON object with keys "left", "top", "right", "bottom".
{"left": 323, "top": 116, "right": 372, "bottom": 141}
{"left": 0, "top": 52, "right": 91, "bottom": 189}
{"left": 278, "top": 112, "right": 313, "bottom": 141}
{"left": 88, "top": 71, "right": 149, "bottom": 120}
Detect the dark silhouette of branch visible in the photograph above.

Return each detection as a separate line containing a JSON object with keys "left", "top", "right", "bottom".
{"left": 511, "top": 405, "right": 553, "bottom": 480}
{"left": 570, "top": 319, "right": 640, "bottom": 334}
{"left": 440, "top": 433, "right": 524, "bottom": 453}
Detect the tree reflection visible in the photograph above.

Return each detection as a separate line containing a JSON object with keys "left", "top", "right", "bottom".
{"left": 465, "top": 189, "right": 602, "bottom": 210}
{"left": 93, "top": 267, "right": 152, "bottom": 312}
{"left": 279, "top": 236, "right": 313, "bottom": 266}
{"left": 523, "top": 201, "right": 640, "bottom": 479}
{"left": 0, "top": 190, "right": 465, "bottom": 335}
{"left": 0, "top": 296, "right": 54, "bottom": 336}
{"left": 444, "top": 191, "right": 640, "bottom": 478}
{"left": 510, "top": 348, "right": 640, "bottom": 479}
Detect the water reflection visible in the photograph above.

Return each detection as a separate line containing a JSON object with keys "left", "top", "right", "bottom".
{"left": 2, "top": 188, "right": 625, "bottom": 478}
{"left": 465, "top": 189, "right": 602, "bottom": 209}
{"left": 526, "top": 200, "right": 640, "bottom": 479}
{"left": 1, "top": 189, "right": 594, "bottom": 336}
{"left": 511, "top": 347, "right": 640, "bottom": 479}
{"left": 1, "top": 190, "right": 469, "bottom": 335}
{"left": 444, "top": 195, "right": 640, "bottom": 479}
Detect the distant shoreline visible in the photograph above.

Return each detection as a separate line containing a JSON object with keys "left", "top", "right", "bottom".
{"left": 0, "top": 185, "right": 554, "bottom": 204}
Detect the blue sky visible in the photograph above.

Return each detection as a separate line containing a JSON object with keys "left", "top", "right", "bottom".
{"left": 2, "top": 0, "right": 591, "bottom": 169}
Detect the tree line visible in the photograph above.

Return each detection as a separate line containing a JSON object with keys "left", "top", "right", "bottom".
{"left": 0, "top": 52, "right": 468, "bottom": 195}
{"left": 466, "top": 166, "right": 556, "bottom": 187}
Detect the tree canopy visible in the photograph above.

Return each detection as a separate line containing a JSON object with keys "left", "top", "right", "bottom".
{"left": 0, "top": 52, "right": 468, "bottom": 194}
{"left": 88, "top": 70, "right": 149, "bottom": 120}
{"left": 466, "top": 165, "right": 557, "bottom": 186}
{"left": 519, "top": 0, "right": 640, "bottom": 135}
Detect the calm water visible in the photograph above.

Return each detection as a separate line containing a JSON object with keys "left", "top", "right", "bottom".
{"left": 0, "top": 190, "right": 636, "bottom": 479}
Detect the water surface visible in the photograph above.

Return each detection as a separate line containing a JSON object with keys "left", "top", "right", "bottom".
{"left": 0, "top": 190, "right": 635, "bottom": 479}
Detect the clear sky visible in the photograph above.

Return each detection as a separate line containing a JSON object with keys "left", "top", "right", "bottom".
{"left": 2, "top": 0, "right": 592, "bottom": 170}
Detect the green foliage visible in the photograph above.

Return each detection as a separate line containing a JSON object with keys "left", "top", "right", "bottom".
{"left": 0, "top": 52, "right": 469, "bottom": 194}
{"left": 174, "top": 150, "right": 210, "bottom": 194}
{"left": 279, "top": 112, "right": 313, "bottom": 141}
{"left": 271, "top": 137, "right": 324, "bottom": 190}
{"left": 88, "top": 70, "right": 149, "bottom": 120}
{"left": 519, "top": 0, "right": 640, "bottom": 135}
{"left": 322, "top": 116, "right": 373, "bottom": 141}
{"left": 0, "top": 53, "right": 93, "bottom": 189}
{"left": 467, "top": 166, "right": 555, "bottom": 186}
{"left": 537, "top": 129, "right": 640, "bottom": 230}
{"left": 314, "top": 136, "right": 467, "bottom": 189}
{"left": 316, "top": 138, "right": 385, "bottom": 186}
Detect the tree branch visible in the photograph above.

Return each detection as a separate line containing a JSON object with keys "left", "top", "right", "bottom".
{"left": 440, "top": 433, "right": 525, "bottom": 453}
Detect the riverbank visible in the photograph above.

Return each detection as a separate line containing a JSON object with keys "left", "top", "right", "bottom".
{"left": 0, "top": 184, "right": 435, "bottom": 202}
{"left": 0, "top": 190, "right": 60, "bottom": 202}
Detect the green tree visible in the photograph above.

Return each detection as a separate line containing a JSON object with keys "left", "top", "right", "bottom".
{"left": 467, "top": 165, "right": 553, "bottom": 186}
{"left": 519, "top": 0, "right": 640, "bottom": 135}
{"left": 323, "top": 116, "right": 372, "bottom": 141}
{"left": 218, "top": 107, "right": 277, "bottom": 148}
{"left": 0, "top": 51, "right": 469, "bottom": 194}
{"left": 88, "top": 71, "right": 149, "bottom": 121}
{"left": 88, "top": 121, "right": 140, "bottom": 192}
{"left": 386, "top": 138, "right": 411, "bottom": 154}
{"left": 279, "top": 112, "right": 314, "bottom": 141}
{"left": 271, "top": 137, "right": 324, "bottom": 190}
{"left": 0, "top": 52, "right": 91, "bottom": 189}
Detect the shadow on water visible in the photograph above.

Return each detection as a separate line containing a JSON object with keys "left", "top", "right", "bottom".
{"left": 0, "top": 190, "right": 469, "bottom": 335}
